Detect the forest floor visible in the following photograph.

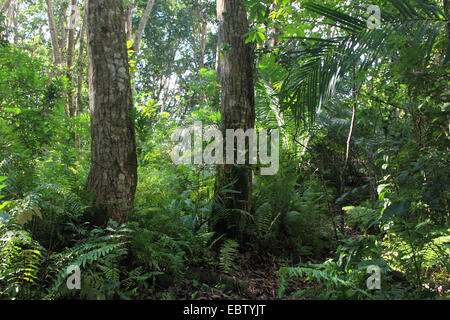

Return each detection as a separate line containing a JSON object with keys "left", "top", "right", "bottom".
{"left": 152, "top": 226, "right": 449, "bottom": 300}
{"left": 163, "top": 255, "right": 449, "bottom": 300}
{"left": 156, "top": 254, "right": 320, "bottom": 300}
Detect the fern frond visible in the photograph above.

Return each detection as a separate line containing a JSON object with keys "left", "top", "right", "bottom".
{"left": 219, "top": 239, "right": 239, "bottom": 272}
{"left": 278, "top": 264, "right": 372, "bottom": 299}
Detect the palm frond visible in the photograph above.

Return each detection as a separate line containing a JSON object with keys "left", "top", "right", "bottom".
{"left": 279, "top": 0, "right": 447, "bottom": 126}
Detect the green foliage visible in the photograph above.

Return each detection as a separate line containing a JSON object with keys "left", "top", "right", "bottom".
{"left": 287, "top": 176, "right": 335, "bottom": 256}
{"left": 135, "top": 0, "right": 217, "bottom": 115}
{"left": 251, "top": 170, "right": 335, "bottom": 257}
{"left": 128, "top": 211, "right": 189, "bottom": 276}
{"left": 278, "top": 262, "right": 373, "bottom": 300}
{"left": 0, "top": 46, "right": 65, "bottom": 156}
{"left": 0, "top": 0, "right": 448, "bottom": 301}
{"left": 45, "top": 221, "right": 129, "bottom": 300}
{"left": 344, "top": 205, "right": 379, "bottom": 233}
{"left": 254, "top": 202, "right": 277, "bottom": 240}
{"left": 279, "top": 0, "right": 447, "bottom": 125}
{"left": 127, "top": 206, "right": 215, "bottom": 289}
{"left": 0, "top": 222, "right": 44, "bottom": 299}
{"left": 279, "top": 233, "right": 411, "bottom": 299}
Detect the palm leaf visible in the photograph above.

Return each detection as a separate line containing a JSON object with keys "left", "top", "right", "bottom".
{"left": 279, "top": 0, "right": 447, "bottom": 126}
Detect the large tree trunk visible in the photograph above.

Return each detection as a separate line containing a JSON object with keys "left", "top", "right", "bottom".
{"left": 86, "top": 0, "right": 138, "bottom": 224}
{"left": 213, "top": 0, "right": 255, "bottom": 241}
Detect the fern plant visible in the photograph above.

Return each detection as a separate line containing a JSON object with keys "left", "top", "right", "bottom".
{"left": 278, "top": 261, "right": 373, "bottom": 299}
{"left": 219, "top": 239, "right": 240, "bottom": 272}
{"left": 44, "top": 221, "right": 129, "bottom": 300}
{"left": 254, "top": 202, "right": 277, "bottom": 240}
{"left": 120, "top": 266, "right": 164, "bottom": 299}
{"left": 0, "top": 222, "right": 44, "bottom": 299}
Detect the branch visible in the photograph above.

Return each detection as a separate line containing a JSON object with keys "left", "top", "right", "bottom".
{"left": 131, "top": 0, "right": 155, "bottom": 60}
{"left": 1, "top": 0, "right": 12, "bottom": 14}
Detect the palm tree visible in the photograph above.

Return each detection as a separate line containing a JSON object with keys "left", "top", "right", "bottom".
{"left": 279, "top": 0, "right": 448, "bottom": 125}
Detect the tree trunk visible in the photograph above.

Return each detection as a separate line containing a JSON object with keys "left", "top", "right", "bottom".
{"left": 58, "top": 2, "right": 68, "bottom": 55}
{"left": 46, "top": 0, "right": 62, "bottom": 65}
{"left": 84, "top": 0, "right": 94, "bottom": 113}
{"left": 215, "top": 0, "right": 224, "bottom": 80}
{"left": 213, "top": 0, "right": 255, "bottom": 241}
{"left": 268, "top": 2, "right": 279, "bottom": 47}
{"left": 12, "top": 1, "right": 17, "bottom": 46}
{"left": 131, "top": 0, "right": 155, "bottom": 60}
{"left": 125, "top": 2, "right": 133, "bottom": 42}
{"left": 66, "top": 0, "right": 78, "bottom": 118}
{"left": 445, "top": 0, "right": 450, "bottom": 41}
{"left": 86, "top": 0, "right": 138, "bottom": 224}
{"left": 339, "top": 65, "right": 358, "bottom": 195}
{"left": 74, "top": 3, "right": 86, "bottom": 149}
{"left": 1, "top": 0, "right": 12, "bottom": 14}
{"left": 76, "top": 12, "right": 86, "bottom": 116}
{"left": 198, "top": 8, "right": 207, "bottom": 70}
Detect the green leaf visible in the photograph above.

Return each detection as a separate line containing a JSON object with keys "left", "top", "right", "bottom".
{"left": 381, "top": 201, "right": 410, "bottom": 221}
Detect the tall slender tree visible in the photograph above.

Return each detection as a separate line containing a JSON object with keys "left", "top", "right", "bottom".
{"left": 131, "top": 0, "right": 155, "bottom": 61}
{"left": 46, "top": 0, "right": 62, "bottom": 65}
{"left": 445, "top": 0, "right": 450, "bottom": 43}
{"left": 198, "top": 0, "right": 207, "bottom": 70}
{"left": 1, "top": 0, "right": 12, "bottom": 14}
{"left": 66, "top": 0, "right": 78, "bottom": 118}
{"left": 86, "top": 0, "right": 138, "bottom": 224}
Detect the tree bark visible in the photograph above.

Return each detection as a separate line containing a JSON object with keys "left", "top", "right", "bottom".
{"left": 345, "top": 101, "right": 357, "bottom": 166}
{"left": 444, "top": 0, "right": 450, "bottom": 64}
{"left": 339, "top": 65, "right": 358, "bottom": 195}
{"left": 198, "top": 7, "right": 207, "bottom": 70}
{"left": 1, "top": 0, "right": 12, "bottom": 14}
{"left": 73, "top": 3, "right": 86, "bottom": 149}
{"left": 76, "top": 12, "right": 86, "bottom": 116}
{"left": 86, "top": 0, "right": 138, "bottom": 224}
{"left": 84, "top": 0, "right": 94, "bottom": 113}
{"left": 444, "top": 0, "right": 450, "bottom": 36}
{"left": 12, "top": 1, "right": 17, "bottom": 46}
{"left": 46, "top": 0, "right": 62, "bottom": 65}
{"left": 66, "top": 0, "right": 78, "bottom": 118}
{"left": 215, "top": 0, "right": 224, "bottom": 80}
{"left": 213, "top": 0, "right": 255, "bottom": 241}
{"left": 58, "top": 2, "right": 68, "bottom": 55}
{"left": 125, "top": 2, "right": 133, "bottom": 42}
{"left": 445, "top": 0, "right": 450, "bottom": 42}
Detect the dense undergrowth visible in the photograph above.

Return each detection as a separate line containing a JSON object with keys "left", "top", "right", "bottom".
{"left": 1, "top": 1, "right": 449, "bottom": 300}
